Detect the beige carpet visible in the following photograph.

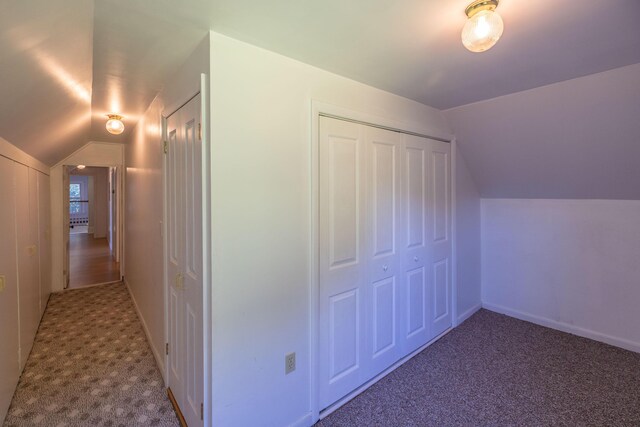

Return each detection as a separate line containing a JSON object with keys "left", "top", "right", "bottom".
{"left": 3, "top": 283, "right": 179, "bottom": 426}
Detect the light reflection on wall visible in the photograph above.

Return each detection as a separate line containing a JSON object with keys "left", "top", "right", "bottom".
{"left": 106, "top": 75, "right": 123, "bottom": 115}
{"left": 10, "top": 33, "right": 92, "bottom": 104}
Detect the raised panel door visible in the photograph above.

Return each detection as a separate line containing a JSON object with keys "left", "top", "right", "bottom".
{"left": 428, "top": 141, "right": 452, "bottom": 338}
{"left": 180, "top": 94, "right": 203, "bottom": 427}
{"left": 37, "top": 172, "right": 51, "bottom": 315}
{"left": 166, "top": 94, "right": 203, "bottom": 427}
{"left": 166, "top": 109, "right": 186, "bottom": 410}
{"left": 366, "top": 126, "right": 403, "bottom": 374}
{"left": 15, "top": 163, "right": 38, "bottom": 369}
{"left": 319, "top": 116, "right": 368, "bottom": 409}
{"left": 402, "top": 136, "right": 430, "bottom": 353}
{"left": 0, "top": 157, "right": 20, "bottom": 421}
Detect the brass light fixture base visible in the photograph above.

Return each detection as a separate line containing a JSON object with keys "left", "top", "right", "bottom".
{"left": 107, "top": 114, "right": 123, "bottom": 120}
{"left": 465, "top": 0, "right": 499, "bottom": 18}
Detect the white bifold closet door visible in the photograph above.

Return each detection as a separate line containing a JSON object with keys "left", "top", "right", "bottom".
{"left": 319, "top": 116, "right": 451, "bottom": 410}
{"left": 166, "top": 93, "right": 204, "bottom": 427}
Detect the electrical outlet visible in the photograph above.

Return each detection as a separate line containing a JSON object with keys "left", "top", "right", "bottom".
{"left": 285, "top": 352, "right": 296, "bottom": 374}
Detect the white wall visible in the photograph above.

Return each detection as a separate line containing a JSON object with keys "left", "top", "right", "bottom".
{"left": 455, "top": 146, "right": 481, "bottom": 323}
{"left": 481, "top": 199, "right": 640, "bottom": 353}
{"left": 208, "top": 33, "right": 454, "bottom": 427}
{"left": 50, "top": 142, "right": 124, "bottom": 291}
{"left": 124, "top": 33, "right": 210, "bottom": 377}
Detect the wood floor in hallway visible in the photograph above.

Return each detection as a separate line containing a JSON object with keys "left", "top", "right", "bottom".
{"left": 2, "top": 282, "right": 179, "bottom": 427}
{"left": 69, "top": 233, "right": 120, "bottom": 288}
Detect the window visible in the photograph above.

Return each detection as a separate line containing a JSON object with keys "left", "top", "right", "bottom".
{"left": 69, "top": 183, "right": 81, "bottom": 214}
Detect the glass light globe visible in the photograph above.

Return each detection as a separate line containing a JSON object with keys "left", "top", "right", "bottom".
{"left": 462, "top": 9, "right": 504, "bottom": 52}
{"left": 106, "top": 115, "right": 125, "bottom": 135}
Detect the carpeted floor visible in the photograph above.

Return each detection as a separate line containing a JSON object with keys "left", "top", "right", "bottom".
{"left": 3, "top": 283, "right": 179, "bottom": 427}
{"left": 318, "top": 309, "right": 640, "bottom": 426}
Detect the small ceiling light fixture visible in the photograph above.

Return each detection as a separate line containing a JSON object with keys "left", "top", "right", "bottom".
{"left": 462, "top": 0, "right": 504, "bottom": 53}
{"left": 106, "top": 114, "right": 125, "bottom": 135}
{"left": 76, "top": 165, "right": 86, "bottom": 170}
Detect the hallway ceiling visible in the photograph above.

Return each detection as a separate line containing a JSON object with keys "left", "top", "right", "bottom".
{"left": 0, "top": 0, "right": 210, "bottom": 165}
{"left": 1, "top": 0, "right": 639, "bottom": 165}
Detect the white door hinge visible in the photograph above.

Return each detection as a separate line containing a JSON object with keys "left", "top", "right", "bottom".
{"left": 163, "top": 140, "right": 168, "bottom": 154}
{"left": 198, "top": 123, "right": 202, "bottom": 140}
{"left": 165, "top": 343, "right": 169, "bottom": 355}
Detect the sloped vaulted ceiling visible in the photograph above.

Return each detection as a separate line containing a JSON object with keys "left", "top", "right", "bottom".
{"left": 445, "top": 64, "right": 640, "bottom": 200}
{"left": 0, "top": 0, "right": 94, "bottom": 165}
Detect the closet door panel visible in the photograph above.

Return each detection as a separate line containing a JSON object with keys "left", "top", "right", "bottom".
{"left": 180, "top": 94, "right": 203, "bottom": 427}
{"left": 15, "top": 163, "right": 37, "bottom": 369}
{"left": 166, "top": 111, "right": 185, "bottom": 404}
{"left": 37, "top": 172, "right": 51, "bottom": 315}
{"left": 428, "top": 141, "right": 452, "bottom": 337}
{"left": 319, "top": 118, "right": 453, "bottom": 411}
{"left": 406, "top": 267, "right": 426, "bottom": 336}
{"left": 0, "top": 157, "right": 20, "bottom": 422}
{"left": 319, "top": 117, "right": 368, "bottom": 409}
{"left": 402, "top": 136, "right": 430, "bottom": 353}
{"left": 366, "top": 127, "right": 403, "bottom": 373}
{"left": 28, "top": 168, "right": 41, "bottom": 319}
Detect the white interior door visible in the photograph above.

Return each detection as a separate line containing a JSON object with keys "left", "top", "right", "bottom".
{"left": 0, "top": 156, "right": 20, "bottom": 421}
{"left": 427, "top": 140, "right": 452, "bottom": 337}
{"left": 166, "top": 93, "right": 203, "bottom": 427}
{"left": 319, "top": 116, "right": 452, "bottom": 410}
{"left": 319, "top": 117, "right": 368, "bottom": 409}
{"left": 403, "top": 135, "right": 431, "bottom": 354}
{"left": 37, "top": 172, "right": 51, "bottom": 316}
{"left": 15, "top": 163, "right": 38, "bottom": 369}
{"left": 167, "top": 108, "right": 185, "bottom": 406}
{"left": 365, "top": 126, "right": 404, "bottom": 375}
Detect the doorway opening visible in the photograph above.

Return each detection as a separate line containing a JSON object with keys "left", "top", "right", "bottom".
{"left": 64, "top": 165, "right": 122, "bottom": 288}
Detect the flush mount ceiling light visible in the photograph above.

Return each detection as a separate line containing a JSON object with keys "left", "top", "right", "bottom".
{"left": 76, "top": 165, "right": 86, "bottom": 170}
{"left": 462, "top": 0, "right": 504, "bottom": 53}
{"left": 106, "top": 114, "right": 125, "bottom": 135}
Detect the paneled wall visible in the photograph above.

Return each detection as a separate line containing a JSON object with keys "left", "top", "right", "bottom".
{"left": 0, "top": 143, "right": 51, "bottom": 423}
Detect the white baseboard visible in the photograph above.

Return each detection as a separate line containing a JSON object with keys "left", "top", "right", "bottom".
{"left": 289, "top": 412, "right": 313, "bottom": 427}
{"left": 457, "top": 303, "right": 482, "bottom": 325}
{"left": 483, "top": 302, "right": 640, "bottom": 354}
{"left": 124, "top": 279, "right": 167, "bottom": 381}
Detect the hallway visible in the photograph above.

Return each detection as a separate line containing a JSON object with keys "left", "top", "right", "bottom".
{"left": 69, "top": 234, "right": 120, "bottom": 288}
{"left": 3, "top": 283, "right": 179, "bottom": 427}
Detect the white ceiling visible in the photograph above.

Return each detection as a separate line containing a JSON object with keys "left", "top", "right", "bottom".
{"left": 1, "top": 0, "right": 639, "bottom": 165}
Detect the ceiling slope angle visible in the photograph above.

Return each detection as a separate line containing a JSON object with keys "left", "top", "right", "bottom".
{"left": 445, "top": 63, "right": 640, "bottom": 201}
{"left": 207, "top": 0, "right": 640, "bottom": 109}
{"left": 0, "top": 0, "right": 94, "bottom": 165}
